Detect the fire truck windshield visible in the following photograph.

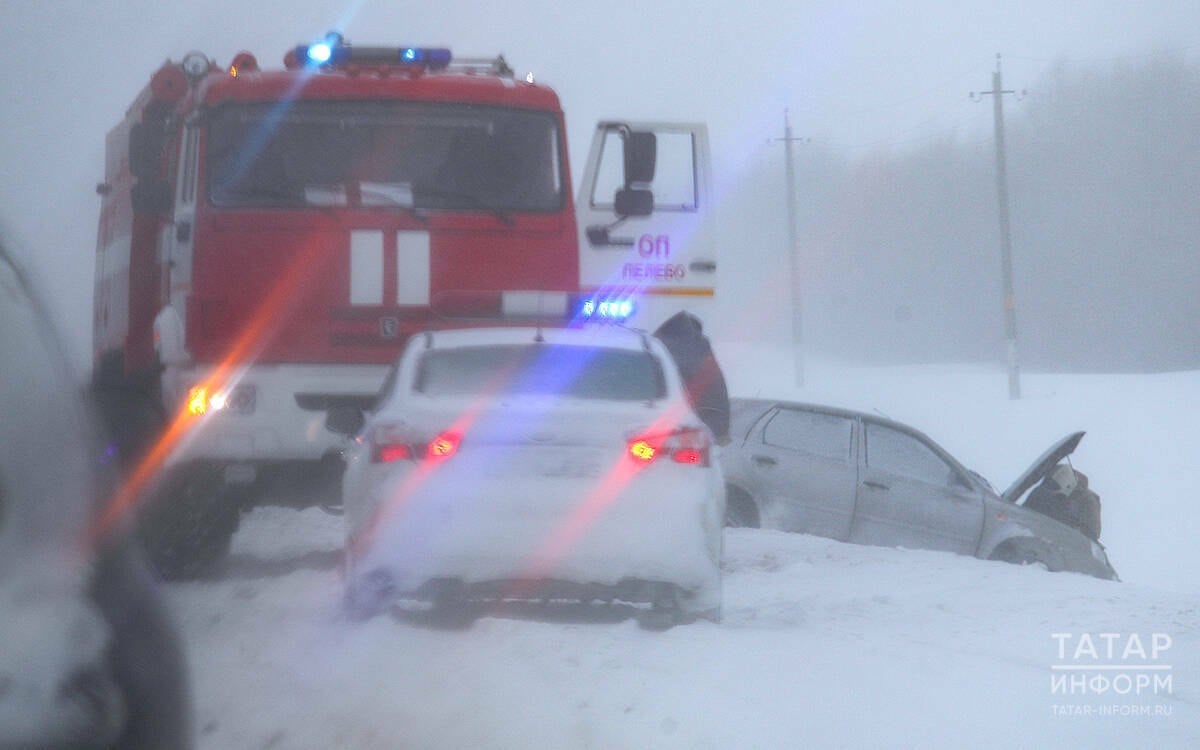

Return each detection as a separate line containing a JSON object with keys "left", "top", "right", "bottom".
{"left": 206, "top": 101, "right": 563, "bottom": 213}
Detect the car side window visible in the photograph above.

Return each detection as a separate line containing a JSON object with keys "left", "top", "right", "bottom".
{"left": 761, "top": 408, "right": 853, "bottom": 462}
{"left": 865, "top": 422, "right": 961, "bottom": 488}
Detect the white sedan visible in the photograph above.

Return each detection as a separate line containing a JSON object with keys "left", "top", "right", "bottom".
{"left": 341, "top": 325, "right": 724, "bottom": 627}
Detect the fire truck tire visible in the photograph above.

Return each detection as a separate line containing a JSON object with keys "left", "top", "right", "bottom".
{"left": 137, "top": 463, "right": 243, "bottom": 580}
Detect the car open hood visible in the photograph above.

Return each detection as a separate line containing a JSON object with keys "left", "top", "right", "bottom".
{"left": 1001, "top": 431, "right": 1085, "bottom": 504}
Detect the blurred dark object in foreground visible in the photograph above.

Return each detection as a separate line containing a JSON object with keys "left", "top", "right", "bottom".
{"left": 0, "top": 241, "right": 192, "bottom": 748}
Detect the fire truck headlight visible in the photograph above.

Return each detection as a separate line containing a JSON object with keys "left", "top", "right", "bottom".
{"left": 186, "top": 385, "right": 211, "bottom": 416}
{"left": 185, "top": 384, "right": 255, "bottom": 416}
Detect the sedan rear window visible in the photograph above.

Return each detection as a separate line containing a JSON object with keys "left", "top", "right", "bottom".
{"left": 414, "top": 344, "right": 666, "bottom": 401}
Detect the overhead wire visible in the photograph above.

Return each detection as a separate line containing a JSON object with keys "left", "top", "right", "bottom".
{"left": 789, "top": 47, "right": 1196, "bottom": 154}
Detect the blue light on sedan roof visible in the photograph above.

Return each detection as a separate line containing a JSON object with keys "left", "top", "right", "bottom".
{"left": 579, "top": 298, "right": 635, "bottom": 322}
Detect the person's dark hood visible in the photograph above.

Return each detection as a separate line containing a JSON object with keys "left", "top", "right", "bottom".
{"left": 654, "top": 311, "right": 703, "bottom": 339}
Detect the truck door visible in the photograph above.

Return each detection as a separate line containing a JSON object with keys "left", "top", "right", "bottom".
{"left": 576, "top": 122, "right": 717, "bottom": 329}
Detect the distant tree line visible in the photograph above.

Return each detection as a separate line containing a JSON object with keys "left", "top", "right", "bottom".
{"left": 794, "top": 54, "right": 1200, "bottom": 372}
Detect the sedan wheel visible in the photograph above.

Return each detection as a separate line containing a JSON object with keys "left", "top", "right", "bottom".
{"left": 724, "top": 488, "right": 760, "bottom": 528}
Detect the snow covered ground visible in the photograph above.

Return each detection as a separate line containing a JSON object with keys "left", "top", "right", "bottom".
{"left": 167, "top": 358, "right": 1200, "bottom": 748}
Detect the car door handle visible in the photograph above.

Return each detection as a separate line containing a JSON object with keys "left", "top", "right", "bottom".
{"left": 863, "top": 480, "right": 889, "bottom": 491}
{"left": 751, "top": 455, "right": 777, "bottom": 467}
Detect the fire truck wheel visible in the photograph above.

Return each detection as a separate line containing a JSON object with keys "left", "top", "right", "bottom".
{"left": 137, "top": 463, "right": 244, "bottom": 580}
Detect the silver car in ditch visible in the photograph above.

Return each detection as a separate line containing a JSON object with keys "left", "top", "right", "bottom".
{"left": 720, "top": 399, "right": 1117, "bottom": 579}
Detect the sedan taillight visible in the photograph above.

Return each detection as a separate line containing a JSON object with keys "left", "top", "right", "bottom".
{"left": 627, "top": 427, "right": 710, "bottom": 467}
{"left": 370, "top": 425, "right": 460, "bottom": 464}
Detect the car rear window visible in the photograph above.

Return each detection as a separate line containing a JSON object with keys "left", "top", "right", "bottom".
{"left": 414, "top": 344, "right": 666, "bottom": 401}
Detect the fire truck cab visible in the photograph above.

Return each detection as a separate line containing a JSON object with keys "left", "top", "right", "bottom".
{"left": 93, "top": 35, "right": 717, "bottom": 576}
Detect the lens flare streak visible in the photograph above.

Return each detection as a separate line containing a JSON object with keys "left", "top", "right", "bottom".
{"left": 88, "top": 231, "right": 333, "bottom": 547}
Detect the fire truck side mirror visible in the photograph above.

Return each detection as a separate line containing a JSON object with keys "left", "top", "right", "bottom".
{"left": 131, "top": 181, "right": 172, "bottom": 216}
{"left": 615, "top": 130, "right": 655, "bottom": 218}
{"left": 623, "top": 131, "right": 657, "bottom": 186}
{"left": 325, "top": 406, "right": 365, "bottom": 437}
{"left": 614, "top": 188, "right": 654, "bottom": 218}
{"left": 128, "top": 122, "right": 164, "bottom": 181}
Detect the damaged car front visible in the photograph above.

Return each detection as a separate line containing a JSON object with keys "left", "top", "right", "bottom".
{"left": 976, "top": 432, "right": 1118, "bottom": 580}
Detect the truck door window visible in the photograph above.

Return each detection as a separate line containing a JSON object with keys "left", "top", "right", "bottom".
{"left": 589, "top": 129, "right": 697, "bottom": 212}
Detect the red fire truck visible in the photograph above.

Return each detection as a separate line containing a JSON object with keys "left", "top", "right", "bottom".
{"left": 93, "top": 34, "right": 717, "bottom": 576}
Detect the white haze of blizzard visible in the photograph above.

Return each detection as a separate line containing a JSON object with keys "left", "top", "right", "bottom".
{"left": 169, "top": 358, "right": 1199, "bottom": 749}
{"left": 2, "top": 1, "right": 1198, "bottom": 365}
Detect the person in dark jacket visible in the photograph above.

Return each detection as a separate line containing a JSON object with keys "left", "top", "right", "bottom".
{"left": 653, "top": 311, "right": 731, "bottom": 444}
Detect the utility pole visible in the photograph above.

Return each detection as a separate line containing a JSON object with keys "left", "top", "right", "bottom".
{"left": 972, "top": 54, "right": 1022, "bottom": 399}
{"left": 776, "top": 108, "right": 806, "bottom": 386}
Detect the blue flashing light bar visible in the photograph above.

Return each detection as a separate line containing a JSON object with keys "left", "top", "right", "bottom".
{"left": 400, "top": 47, "right": 453, "bottom": 67}
{"left": 292, "top": 34, "right": 452, "bottom": 70}
{"left": 579, "top": 298, "right": 636, "bottom": 322}
{"left": 307, "top": 42, "right": 334, "bottom": 64}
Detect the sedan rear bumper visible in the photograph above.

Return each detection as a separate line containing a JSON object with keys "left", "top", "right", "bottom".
{"left": 345, "top": 458, "right": 724, "bottom": 614}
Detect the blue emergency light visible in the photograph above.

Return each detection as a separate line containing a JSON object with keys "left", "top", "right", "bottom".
{"left": 578, "top": 298, "right": 635, "bottom": 322}
{"left": 292, "top": 33, "right": 452, "bottom": 70}
{"left": 400, "top": 47, "right": 452, "bottom": 66}
{"left": 295, "top": 32, "right": 342, "bottom": 66}
{"left": 307, "top": 41, "right": 334, "bottom": 64}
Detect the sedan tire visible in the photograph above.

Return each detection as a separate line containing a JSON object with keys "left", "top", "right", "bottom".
{"left": 724, "top": 487, "right": 760, "bottom": 528}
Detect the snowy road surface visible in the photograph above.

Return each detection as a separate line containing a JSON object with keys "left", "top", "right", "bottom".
{"left": 169, "top": 506, "right": 1198, "bottom": 749}
{"left": 166, "top": 360, "right": 1200, "bottom": 748}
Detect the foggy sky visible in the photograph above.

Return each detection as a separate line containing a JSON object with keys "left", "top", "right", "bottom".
{"left": 1, "top": 0, "right": 1196, "bottom": 368}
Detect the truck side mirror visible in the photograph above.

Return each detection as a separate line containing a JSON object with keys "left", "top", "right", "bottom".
{"left": 623, "top": 131, "right": 657, "bottom": 186}
{"left": 614, "top": 188, "right": 653, "bottom": 218}
{"left": 613, "top": 130, "right": 656, "bottom": 218}
{"left": 128, "top": 121, "right": 163, "bottom": 180}
{"left": 325, "top": 405, "right": 365, "bottom": 437}
{"left": 131, "top": 181, "right": 173, "bottom": 216}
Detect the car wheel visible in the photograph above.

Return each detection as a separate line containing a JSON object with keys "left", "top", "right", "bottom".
{"left": 992, "top": 543, "right": 1052, "bottom": 571}
{"left": 724, "top": 486, "right": 760, "bottom": 528}
{"left": 137, "top": 463, "right": 243, "bottom": 580}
